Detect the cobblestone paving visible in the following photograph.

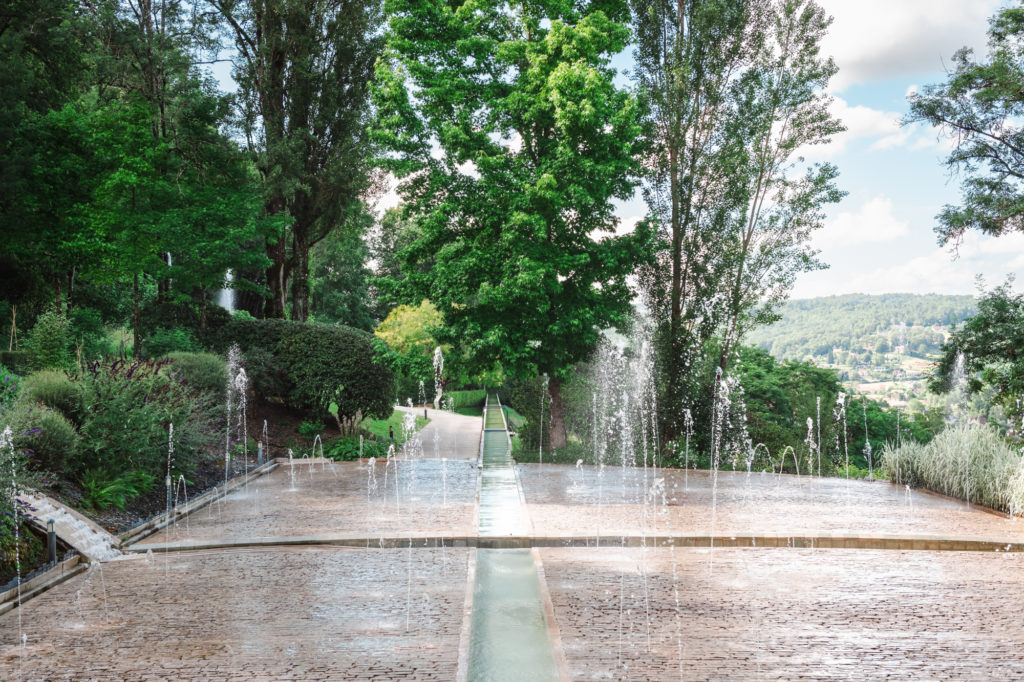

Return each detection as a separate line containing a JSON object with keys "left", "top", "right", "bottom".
{"left": 0, "top": 546, "right": 470, "bottom": 680}
{"left": 520, "top": 465, "right": 1024, "bottom": 541}
{"left": 139, "top": 459, "right": 479, "bottom": 546}
{"left": 541, "top": 546, "right": 1024, "bottom": 680}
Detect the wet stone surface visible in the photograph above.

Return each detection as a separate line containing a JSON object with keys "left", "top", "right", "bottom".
{"left": 0, "top": 546, "right": 469, "bottom": 681}
{"left": 519, "top": 465, "right": 1024, "bottom": 542}
{"left": 139, "top": 458, "right": 479, "bottom": 546}
{"left": 541, "top": 546, "right": 1024, "bottom": 681}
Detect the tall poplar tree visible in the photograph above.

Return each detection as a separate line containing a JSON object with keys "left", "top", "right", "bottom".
{"left": 376, "top": 0, "right": 649, "bottom": 448}
{"left": 632, "top": 0, "right": 843, "bottom": 442}
{"left": 211, "top": 0, "right": 383, "bottom": 320}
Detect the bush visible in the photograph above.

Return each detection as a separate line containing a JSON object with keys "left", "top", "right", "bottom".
{"left": 138, "top": 300, "right": 232, "bottom": 345}
{"left": 80, "top": 468, "right": 156, "bottom": 510}
{"left": 162, "top": 352, "right": 227, "bottom": 401}
{"left": 23, "top": 308, "right": 71, "bottom": 370}
{"left": 144, "top": 327, "right": 195, "bottom": 358}
{"left": 447, "top": 389, "right": 487, "bottom": 409}
{"left": 210, "top": 318, "right": 394, "bottom": 426}
{"left": 9, "top": 403, "right": 80, "bottom": 472}
{"left": 0, "top": 352, "right": 30, "bottom": 375}
{"left": 74, "top": 357, "right": 217, "bottom": 480}
{"left": 275, "top": 323, "right": 394, "bottom": 427}
{"left": 0, "top": 365, "right": 20, "bottom": 408}
{"left": 68, "top": 307, "right": 112, "bottom": 360}
{"left": 884, "top": 423, "right": 1024, "bottom": 514}
{"left": 21, "top": 370, "right": 81, "bottom": 423}
{"left": 325, "top": 436, "right": 390, "bottom": 461}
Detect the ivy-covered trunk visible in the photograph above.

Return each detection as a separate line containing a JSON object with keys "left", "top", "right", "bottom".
{"left": 548, "top": 376, "right": 567, "bottom": 450}
{"left": 291, "top": 226, "right": 310, "bottom": 323}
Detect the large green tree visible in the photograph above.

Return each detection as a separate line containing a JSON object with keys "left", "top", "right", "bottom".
{"left": 211, "top": 0, "right": 383, "bottom": 321}
{"left": 632, "top": 0, "right": 843, "bottom": 442}
{"left": 377, "top": 0, "right": 650, "bottom": 448}
{"left": 907, "top": 3, "right": 1024, "bottom": 247}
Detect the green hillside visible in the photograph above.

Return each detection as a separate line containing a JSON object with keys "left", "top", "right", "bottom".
{"left": 749, "top": 294, "right": 977, "bottom": 362}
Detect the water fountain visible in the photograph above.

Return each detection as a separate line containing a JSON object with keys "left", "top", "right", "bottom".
{"left": 863, "top": 402, "right": 873, "bottom": 479}
{"left": 217, "top": 269, "right": 235, "bottom": 314}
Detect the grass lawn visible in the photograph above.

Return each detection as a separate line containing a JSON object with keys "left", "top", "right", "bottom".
{"left": 361, "top": 409, "right": 428, "bottom": 445}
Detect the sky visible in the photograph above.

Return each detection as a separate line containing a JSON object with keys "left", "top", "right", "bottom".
{"left": 607, "top": 0, "right": 1024, "bottom": 299}
{"left": 223, "top": 2, "right": 1024, "bottom": 300}
{"left": 703, "top": 1, "right": 1023, "bottom": 298}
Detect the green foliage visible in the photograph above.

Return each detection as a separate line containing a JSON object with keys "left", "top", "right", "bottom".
{"left": 446, "top": 390, "right": 487, "bottom": 410}
{"left": 298, "top": 420, "right": 323, "bottom": 441}
{"left": 162, "top": 352, "right": 228, "bottom": 402}
{"left": 885, "top": 424, "right": 1024, "bottom": 514}
{"left": 0, "top": 352, "right": 31, "bottom": 376}
{"left": 143, "top": 328, "right": 195, "bottom": 358}
{"left": 23, "top": 308, "right": 71, "bottom": 371}
{"left": 68, "top": 307, "right": 111, "bottom": 360}
{"left": 309, "top": 211, "right": 376, "bottom": 331}
{"left": 20, "top": 370, "right": 81, "bottom": 424}
{"left": 747, "top": 294, "right": 977, "bottom": 362}
{"left": 0, "top": 366, "right": 20, "bottom": 408}
{"left": 931, "top": 282, "right": 1024, "bottom": 423}
{"left": 9, "top": 403, "right": 79, "bottom": 472}
{"left": 377, "top": 0, "right": 649, "bottom": 449}
{"left": 80, "top": 468, "right": 157, "bottom": 510}
{"left": 906, "top": 4, "right": 1024, "bottom": 245}
{"left": 326, "top": 436, "right": 389, "bottom": 462}
{"left": 360, "top": 410, "right": 427, "bottom": 445}
{"left": 74, "top": 357, "right": 216, "bottom": 480}
{"left": 274, "top": 323, "right": 395, "bottom": 423}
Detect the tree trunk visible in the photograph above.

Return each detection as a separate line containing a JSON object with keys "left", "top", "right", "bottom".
{"left": 291, "top": 227, "right": 310, "bottom": 322}
{"left": 547, "top": 376, "right": 567, "bottom": 450}
{"left": 200, "top": 295, "right": 208, "bottom": 333}
{"left": 54, "top": 276, "right": 62, "bottom": 314}
{"left": 132, "top": 273, "right": 141, "bottom": 358}
{"left": 264, "top": 235, "right": 288, "bottom": 319}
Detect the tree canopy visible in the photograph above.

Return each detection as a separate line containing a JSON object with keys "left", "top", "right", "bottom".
{"left": 907, "top": 3, "right": 1024, "bottom": 246}
{"left": 376, "top": 0, "right": 651, "bottom": 447}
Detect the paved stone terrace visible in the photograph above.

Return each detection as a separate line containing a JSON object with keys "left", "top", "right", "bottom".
{"left": 137, "top": 458, "right": 479, "bottom": 548}
{"left": 0, "top": 546, "right": 470, "bottom": 681}
{"left": 519, "top": 465, "right": 1024, "bottom": 542}
{"left": 541, "top": 546, "right": 1024, "bottom": 680}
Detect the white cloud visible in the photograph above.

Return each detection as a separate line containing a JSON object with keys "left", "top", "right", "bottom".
{"left": 818, "top": 0, "right": 998, "bottom": 91}
{"left": 814, "top": 196, "right": 909, "bottom": 250}
{"left": 795, "top": 232, "right": 1024, "bottom": 297}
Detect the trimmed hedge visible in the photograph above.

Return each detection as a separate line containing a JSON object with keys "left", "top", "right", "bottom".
{"left": 446, "top": 389, "right": 487, "bottom": 409}
{"left": 162, "top": 352, "right": 228, "bottom": 401}
{"left": 205, "top": 318, "right": 394, "bottom": 423}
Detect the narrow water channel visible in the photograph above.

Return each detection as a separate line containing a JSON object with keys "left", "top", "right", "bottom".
{"left": 468, "top": 397, "right": 560, "bottom": 681}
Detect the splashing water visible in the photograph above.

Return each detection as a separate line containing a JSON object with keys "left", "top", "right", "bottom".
{"left": 433, "top": 346, "right": 444, "bottom": 409}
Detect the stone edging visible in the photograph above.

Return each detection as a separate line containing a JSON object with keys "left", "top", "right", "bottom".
{"left": 0, "top": 555, "right": 85, "bottom": 617}
{"left": 120, "top": 459, "right": 280, "bottom": 547}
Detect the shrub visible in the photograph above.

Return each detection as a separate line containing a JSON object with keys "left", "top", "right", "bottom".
{"left": 242, "top": 345, "right": 289, "bottom": 400}
{"left": 144, "top": 327, "right": 195, "bottom": 358}
{"left": 326, "top": 436, "right": 389, "bottom": 461}
{"left": 138, "top": 300, "right": 232, "bottom": 345}
{"left": 0, "top": 366, "right": 20, "bottom": 408}
{"left": 74, "top": 357, "right": 217, "bottom": 480}
{"left": 0, "top": 352, "right": 30, "bottom": 375}
{"left": 884, "top": 423, "right": 1024, "bottom": 514}
{"left": 68, "top": 307, "right": 112, "bottom": 360}
{"left": 21, "top": 370, "right": 81, "bottom": 423}
{"left": 8, "top": 403, "right": 80, "bottom": 472}
{"left": 80, "top": 468, "right": 156, "bottom": 510}
{"left": 162, "top": 352, "right": 228, "bottom": 401}
{"left": 23, "top": 308, "right": 71, "bottom": 370}
{"left": 447, "top": 389, "right": 487, "bottom": 409}
{"left": 299, "top": 419, "right": 323, "bottom": 440}
{"left": 210, "top": 318, "right": 394, "bottom": 427}
{"left": 275, "top": 323, "right": 394, "bottom": 427}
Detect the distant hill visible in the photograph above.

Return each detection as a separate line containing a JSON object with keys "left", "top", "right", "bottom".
{"left": 748, "top": 293, "right": 977, "bottom": 363}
